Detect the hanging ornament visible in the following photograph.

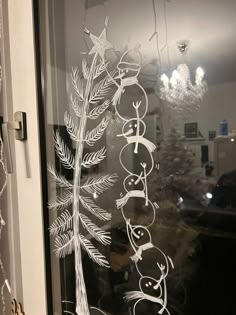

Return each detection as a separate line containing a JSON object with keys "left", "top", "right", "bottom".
{"left": 93, "top": 191, "right": 98, "bottom": 199}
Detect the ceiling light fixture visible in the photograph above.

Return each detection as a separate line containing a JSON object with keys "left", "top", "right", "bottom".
{"left": 160, "top": 41, "right": 208, "bottom": 107}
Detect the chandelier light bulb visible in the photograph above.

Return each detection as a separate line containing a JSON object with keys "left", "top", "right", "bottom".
{"left": 161, "top": 73, "right": 169, "bottom": 83}
{"left": 160, "top": 63, "right": 207, "bottom": 106}
{"left": 196, "top": 66, "right": 204, "bottom": 78}
{"left": 170, "top": 76, "right": 177, "bottom": 87}
{"left": 172, "top": 70, "right": 180, "bottom": 80}
{"left": 195, "top": 66, "right": 205, "bottom": 86}
{"left": 160, "top": 40, "right": 207, "bottom": 106}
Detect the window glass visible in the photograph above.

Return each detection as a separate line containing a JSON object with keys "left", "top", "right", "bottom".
{"left": 38, "top": 1, "right": 236, "bottom": 314}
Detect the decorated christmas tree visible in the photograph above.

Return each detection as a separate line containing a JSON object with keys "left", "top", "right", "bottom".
{"left": 147, "top": 128, "right": 195, "bottom": 220}
{"left": 160, "top": 128, "right": 194, "bottom": 178}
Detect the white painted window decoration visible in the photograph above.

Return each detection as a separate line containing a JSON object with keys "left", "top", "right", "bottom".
{"left": 113, "top": 46, "right": 174, "bottom": 315}
{"left": 0, "top": 137, "right": 12, "bottom": 315}
{"left": 48, "top": 17, "right": 173, "bottom": 315}
{"left": 0, "top": 5, "right": 11, "bottom": 311}
{"left": 48, "top": 17, "right": 118, "bottom": 315}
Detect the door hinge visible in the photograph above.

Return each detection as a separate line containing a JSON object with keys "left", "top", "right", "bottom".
{"left": 2, "top": 111, "right": 27, "bottom": 173}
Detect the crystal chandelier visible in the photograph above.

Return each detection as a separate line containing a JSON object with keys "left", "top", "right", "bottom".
{"left": 160, "top": 42, "right": 207, "bottom": 106}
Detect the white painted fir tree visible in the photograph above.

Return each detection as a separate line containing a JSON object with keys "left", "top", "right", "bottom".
{"left": 48, "top": 19, "right": 118, "bottom": 315}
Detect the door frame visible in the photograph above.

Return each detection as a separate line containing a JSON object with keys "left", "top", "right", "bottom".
{"left": 1, "top": 0, "right": 52, "bottom": 314}
{"left": 33, "top": 0, "right": 53, "bottom": 313}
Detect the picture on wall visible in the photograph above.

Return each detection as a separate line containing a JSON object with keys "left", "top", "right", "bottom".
{"left": 184, "top": 122, "right": 198, "bottom": 138}
{"left": 208, "top": 130, "right": 216, "bottom": 141}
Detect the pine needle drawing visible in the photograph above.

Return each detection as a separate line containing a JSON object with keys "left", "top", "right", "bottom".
{"left": 48, "top": 19, "right": 117, "bottom": 315}
{"left": 81, "top": 174, "right": 117, "bottom": 195}
{"left": 85, "top": 117, "right": 110, "bottom": 146}
{"left": 79, "top": 196, "right": 112, "bottom": 221}
{"left": 49, "top": 210, "right": 73, "bottom": 236}
{"left": 82, "top": 147, "right": 107, "bottom": 168}
{"left": 48, "top": 189, "right": 73, "bottom": 211}
{"left": 88, "top": 100, "right": 110, "bottom": 120}
{"left": 54, "top": 131, "right": 75, "bottom": 169}
{"left": 55, "top": 230, "right": 74, "bottom": 258}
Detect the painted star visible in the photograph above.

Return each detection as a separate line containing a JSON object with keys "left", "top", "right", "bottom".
{"left": 89, "top": 28, "right": 113, "bottom": 60}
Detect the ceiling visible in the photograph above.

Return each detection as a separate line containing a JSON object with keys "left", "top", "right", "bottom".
{"left": 83, "top": 0, "right": 236, "bottom": 86}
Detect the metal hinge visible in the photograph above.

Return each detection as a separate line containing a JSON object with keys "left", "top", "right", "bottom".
{"left": 2, "top": 111, "right": 27, "bottom": 173}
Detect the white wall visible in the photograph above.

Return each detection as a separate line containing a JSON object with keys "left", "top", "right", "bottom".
{"left": 161, "top": 80, "right": 236, "bottom": 162}
{"left": 186, "top": 81, "right": 236, "bottom": 137}
{"left": 187, "top": 80, "right": 236, "bottom": 161}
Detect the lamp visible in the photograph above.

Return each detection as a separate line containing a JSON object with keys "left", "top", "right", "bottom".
{"left": 160, "top": 42, "right": 207, "bottom": 107}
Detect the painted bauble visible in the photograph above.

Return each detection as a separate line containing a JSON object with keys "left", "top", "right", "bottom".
{"left": 121, "top": 197, "right": 156, "bottom": 227}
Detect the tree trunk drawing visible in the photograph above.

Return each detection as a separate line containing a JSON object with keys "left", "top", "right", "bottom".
{"left": 73, "top": 54, "right": 98, "bottom": 315}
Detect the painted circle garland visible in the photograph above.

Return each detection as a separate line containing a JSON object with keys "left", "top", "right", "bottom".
{"left": 113, "top": 49, "right": 174, "bottom": 315}
{"left": 128, "top": 224, "right": 173, "bottom": 279}
{"left": 119, "top": 142, "right": 155, "bottom": 178}
{"left": 120, "top": 199, "right": 156, "bottom": 228}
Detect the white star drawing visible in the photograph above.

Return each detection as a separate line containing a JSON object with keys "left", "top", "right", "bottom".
{"left": 89, "top": 28, "right": 113, "bottom": 60}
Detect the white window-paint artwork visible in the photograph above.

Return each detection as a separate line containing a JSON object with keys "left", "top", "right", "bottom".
{"left": 0, "top": 137, "right": 12, "bottom": 315}
{"left": 49, "top": 17, "right": 173, "bottom": 315}
{"left": 125, "top": 275, "right": 170, "bottom": 315}
{"left": 112, "top": 50, "right": 148, "bottom": 122}
{"left": 48, "top": 18, "right": 116, "bottom": 315}
{"left": 112, "top": 48, "right": 174, "bottom": 314}
{"left": 1, "top": 9, "right": 12, "bottom": 310}
{"left": 62, "top": 301, "right": 108, "bottom": 315}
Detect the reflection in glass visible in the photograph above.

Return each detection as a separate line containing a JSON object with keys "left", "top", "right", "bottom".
{"left": 38, "top": 1, "right": 236, "bottom": 314}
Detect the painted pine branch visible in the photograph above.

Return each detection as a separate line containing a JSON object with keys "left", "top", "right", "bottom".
{"left": 81, "top": 147, "right": 107, "bottom": 168}
{"left": 71, "top": 67, "right": 84, "bottom": 101}
{"left": 54, "top": 130, "right": 75, "bottom": 169}
{"left": 89, "top": 74, "right": 114, "bottom": 104}
{"left": 64, "top": 112, "right": 80, "bottom": 141}
{"left": 55, "top": 230, "right": 74, "bottom": 258}
{"left": 85, "top": 117, "right": 110, "bottom": 146}
{"left": 48, "top": 190, "right": 73, "bottom": 210}
{"left": 88, "top": 100, "right": 110, "bottom": 120}
{"left": 79, "top": 196, "right": 111, "bottom": 221}
{"left": 48, "top": 177, "right": 116, "bottom": 213}
{"left": 79, "top": 234, "right": 109, "bottom": 267}
{"left": 93, "top": 61, "right": 109, "bottom": 79}
{"left": 71, "top": 94, "right": 82, "bottom": 118}
{"left": 49, "top": 210, "right": 73, "bottom": 236}
{"left": 54, "top": 230, "right": 109, "bottom": 267}
{"left": 80, "top": 213, "right": 111, "bottom": 245}
{"left": 71, "top": 96, "right": 110, "bottom": 120}
{"left": 81, "top": 173, "right": 118, "bottom": 195}
{"left": 47, "top": 164, "right": 72, "bottom": 188}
